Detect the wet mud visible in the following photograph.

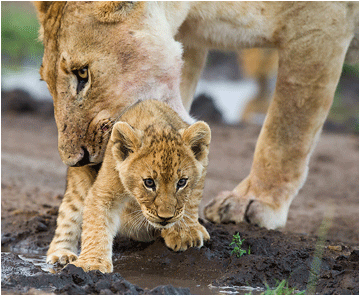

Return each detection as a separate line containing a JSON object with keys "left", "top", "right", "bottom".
{"left": 1, "top": 208, "right": 358, "bottom": 295}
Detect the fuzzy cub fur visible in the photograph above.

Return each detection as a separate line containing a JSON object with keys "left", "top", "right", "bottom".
{"left": 47, "top": 100, "right": 211, "bottom": 273}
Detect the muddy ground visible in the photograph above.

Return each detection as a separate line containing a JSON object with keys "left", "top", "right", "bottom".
{"left": 1, "top": 106, "right": 359, "bottom": 294}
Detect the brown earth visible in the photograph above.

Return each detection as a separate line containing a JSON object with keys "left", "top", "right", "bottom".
{"left": 1, "top": 111, "right": 359, "bottom": 294}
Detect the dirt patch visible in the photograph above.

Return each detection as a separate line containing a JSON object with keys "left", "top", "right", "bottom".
{"left": 1, "top": 209, "right": 359, "bottom": 294}
{"left": 1, "top": 113, "right": 359, "bottom": 294}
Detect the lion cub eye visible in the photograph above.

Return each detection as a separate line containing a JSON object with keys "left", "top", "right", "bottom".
{"left": 177, "top": 178, "right": 188, "bottom": 189}
{"left": 73, "top": 67, "right": 89, "bottom": 94}
{"left": 144, "top": 178, "right": 156, "bottom": 190}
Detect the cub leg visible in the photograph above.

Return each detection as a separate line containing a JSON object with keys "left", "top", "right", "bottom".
{"left": 72, "top": 181, "right": 123, "bottom": 273}
{"left": 47, "top": 166, "right": 98, "bottom": 265}
{"left": 205, "top": 4, "right": 356, "bottom": 229}
{"left": 162, "top": 174, "right": 210, "bottom": 251}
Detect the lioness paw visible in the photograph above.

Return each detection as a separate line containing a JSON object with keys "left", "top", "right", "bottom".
{"left": 46, "top": 250, "right": 78, "bottom": 265}
{"left": 245, "top": 199, "right": 288, "bottom": 229}
{"left": 72, "top": 258, "right": 113, "bottom": 273}
{"left": 161, "top": 223, "right": 210, "bottom": 252}
{"left": 204, "top": 190, "right": 288, "bottom": 229}
{"left": 204, "top": 190, "right": 249, "bottom": 224}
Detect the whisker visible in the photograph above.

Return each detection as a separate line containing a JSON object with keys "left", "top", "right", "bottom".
{"left": 123, "top": 211, "right": 144, "bottom": 236}
{"left": 145, "top": 221, "right": 152, "bottom": 239}
{"left": 133, "top": 215, "right": 146, "bottom": 238}
{"left": 123, "top": 209, "right": 143, "bottom": 218}
{"left": 129, "top": 213, "right": 146, "bottom": 238}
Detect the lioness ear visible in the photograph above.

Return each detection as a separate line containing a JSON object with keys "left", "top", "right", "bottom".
{"left": 33, "top": 1, "right": 66, "bottom": 42}
{"left": 93, "top": 1, "right": 138, "bottom": 23}
{"left": 33, "top": 1, "right": 53, "bottom": 21}
{"left": 33, "top": 1, "right": 53, "bottom": 41}
{"left": 111, "top": 122, "right": 141, "bottom": 161}
{"left": 181, "top": 121, "right": 211, "bottom": 162}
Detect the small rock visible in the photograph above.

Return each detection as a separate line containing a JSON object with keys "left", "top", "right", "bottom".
{"left": 148, "top": 285, "right": 191, "bottom": 295}
{"left": 46, "top": 207, "right": 58, "bottom": 216}
{"left": 328, "top": 245, "right": 343, "bottom": 252}
{"left": 348, "top": 250, "right": 359, "bottom": 262}
{"left": 36, "top": 222, "right": 48, "bottom": 232}
{"left": 100, "top": 288, "right": 114, "bottom": 295}
{"left": 58, "top": 283, "right": 86, "bottom": 295}
{"left": 112, "top": 279, "right": 141, "bottom": 294}
{"left": 95, "top": 279, "right": 112, "bottom": 293}
{"left": 54, "top": 194, "right": 63, "bottom": 200}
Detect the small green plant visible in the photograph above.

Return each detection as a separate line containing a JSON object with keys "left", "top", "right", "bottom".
{"left": 306, "top": 207, "right": 334, "bottom": 294}
{"left": 230, "top": 232, "right": 250, "bottom": 257}
{"left": 263, "top": 279, "right": 305, "bottom": 295}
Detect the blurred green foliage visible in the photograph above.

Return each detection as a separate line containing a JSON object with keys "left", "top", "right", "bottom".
{"left": 328, "top": 63, "right": 359, "bottom": 133}
{"left": 343, "top": 63, "right": 359, "bottom": 77}
{"left": 1, "top": 2, "right": 43, "bottom": 68}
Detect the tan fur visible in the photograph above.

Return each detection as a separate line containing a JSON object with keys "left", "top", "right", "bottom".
{"left": 35, "top": 2, "right": 358, "bottom": 233}
{"left": 47, "top": 100, "right": 211, "bottom": 273}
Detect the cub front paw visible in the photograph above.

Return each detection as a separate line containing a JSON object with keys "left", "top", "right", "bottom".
{"left": 72, "top": 257, "right": 113, "bottom": 273}
{"left": 46, "top": 249, "right": 78, "bottom": 265}
{"left": 161, "top": 223, "right": 210, "bottom": 252}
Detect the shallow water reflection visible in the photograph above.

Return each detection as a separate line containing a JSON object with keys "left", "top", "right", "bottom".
{"left": 4, "top": 251, "right": 264, "bottom": 295}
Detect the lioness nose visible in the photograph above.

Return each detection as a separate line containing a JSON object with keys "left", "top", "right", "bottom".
{"left": 71, "top": 147, "right": 91, "bottom": 167}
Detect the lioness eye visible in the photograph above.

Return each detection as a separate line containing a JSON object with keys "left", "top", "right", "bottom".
{"left": 73, "top": 67, "right": 89, "bottom": 94}
{"left": 144, "top": 178, "right": 156, "bottom": 189}
{"left": 77, "top": 68, "right": 88, "bottom": 79}
{"left": 177, "top": 178, "right": 187, "bottom": 189}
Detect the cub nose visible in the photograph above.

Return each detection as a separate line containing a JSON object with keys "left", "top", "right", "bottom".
{"left": 158, "top": 215, "right": 174, "bottom": 226}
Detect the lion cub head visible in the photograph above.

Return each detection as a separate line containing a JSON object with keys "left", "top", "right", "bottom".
{"left": 110, "top": 120, "right": 211, "bottom": 229}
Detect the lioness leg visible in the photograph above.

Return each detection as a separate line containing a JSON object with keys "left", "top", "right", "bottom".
{"left": 179, "top": 46, "right": 209, "bottom": 111}
{"left": 205, "top": 10, "right": 355, "bottom": 229}
{"left": 46, "top": 166, "right": 98, "bottom": 265}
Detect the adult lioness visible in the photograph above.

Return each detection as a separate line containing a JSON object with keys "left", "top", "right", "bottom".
{"left": 34, "top": 2, "right": 358, "bottom": 231}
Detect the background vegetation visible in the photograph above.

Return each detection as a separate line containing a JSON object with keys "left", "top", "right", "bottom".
{"left": 2, "top": 2, "right": 43, "bottom": 70}
{"left": 1, "top": 2, "right": 358, "bottom": 132}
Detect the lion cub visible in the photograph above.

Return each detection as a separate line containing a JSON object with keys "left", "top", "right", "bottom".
{"left": 54, "top": 100, "right": 211, "bottom": 273}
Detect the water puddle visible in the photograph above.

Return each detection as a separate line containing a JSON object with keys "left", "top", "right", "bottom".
{"left": 17, "top": 253, "right": 56, "bottom": 273}
{"left": 209, "top": 284, "right": 265, "bottom": 295}
{"left": 112, "top": 253, "right": 264, "bottom": 295}
{"left": 3, "top": 251, "right": 264, "bottom": 295}
{"left": 1, "top": 251, "right": 57, "bottom": 277}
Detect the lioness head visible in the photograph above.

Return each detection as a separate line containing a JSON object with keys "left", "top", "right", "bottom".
{"left": 110, "top": 120, "right": 211, "bottom": 228}
{"left": 34, "top": 1, "right": 188, "bottom": 166}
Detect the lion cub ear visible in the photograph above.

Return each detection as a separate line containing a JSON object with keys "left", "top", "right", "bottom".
{"left": 181, "top": 121, "right": 211, "bottom": 162}
{"left": 111, "top": 122, "right": 141, "bottom": 161}
{"left": 93, "top": 1, "right": 139, "bottom": 23}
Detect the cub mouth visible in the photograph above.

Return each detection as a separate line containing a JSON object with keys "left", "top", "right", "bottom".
{"left": 146, "top": 219, "right": 177, "bottom": 229}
